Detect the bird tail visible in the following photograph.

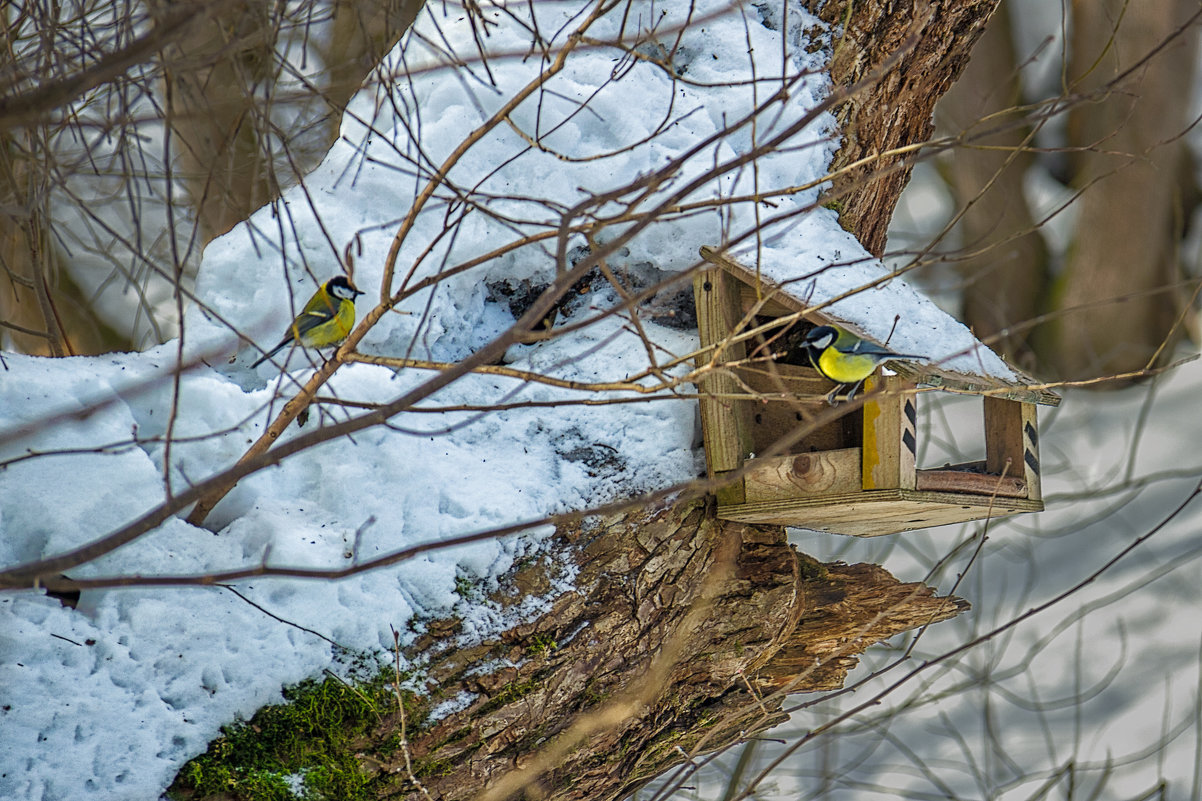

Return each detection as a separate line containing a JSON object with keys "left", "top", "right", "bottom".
{"left": 251, "top": 340, "right": 289, "bottom": 368}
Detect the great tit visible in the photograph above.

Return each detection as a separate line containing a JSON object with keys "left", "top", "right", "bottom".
{"left": 800, "top": 325, "right": 925, "bottom": 402}
{"left": 251, "top": 276, "right": 364, "bottom": 368}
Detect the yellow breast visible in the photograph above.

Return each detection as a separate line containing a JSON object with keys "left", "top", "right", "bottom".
{"left": 817, "top": 347, "right": 878, "bottom": 384}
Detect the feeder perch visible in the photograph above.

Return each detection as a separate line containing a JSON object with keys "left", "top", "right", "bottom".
{"left": 693, "top": 246, "right": 1060, "bottom": 537}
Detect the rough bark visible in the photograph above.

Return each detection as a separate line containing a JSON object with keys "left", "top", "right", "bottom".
{"left": 358, "top": 502, "right": 966, "bottom": 801}
{"left": 806, "top": 0, "right": 1001, "bottom": 256}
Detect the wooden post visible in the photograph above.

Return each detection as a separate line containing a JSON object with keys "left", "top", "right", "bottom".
{"left": 861, "top": 374, "right": 917, "bottom": 490}
{"left": 693, "top": 267, "right": 752, "bottom": 504}
{"left": 984, "top": 397, "right": 1041, "bottom": 500}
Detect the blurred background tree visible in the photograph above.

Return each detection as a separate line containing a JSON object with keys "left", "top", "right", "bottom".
{"left": 5, "top": 0, "right": 1199, "bottom": 390}
{"left": 930, "top": 0, "right": 1200, "bottom": 383}
{"left": 0, "top": 0, "right": 420, "bottom": 356}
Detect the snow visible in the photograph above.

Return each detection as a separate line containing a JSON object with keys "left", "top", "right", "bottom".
{"left": 0, "top": 1, "right": 1089, "bottom": 800}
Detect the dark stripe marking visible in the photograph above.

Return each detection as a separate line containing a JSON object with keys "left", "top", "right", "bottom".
{"left": 1024, "top": 449, "right": 1040, "bottom": 474}
{"left": 903, "top": 430, "right": 917, "bottom": 455}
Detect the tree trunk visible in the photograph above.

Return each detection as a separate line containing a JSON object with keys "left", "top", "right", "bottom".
{"left": 0, "top": 29, "right": 131, "bottom": 355}
{"left": 351, "top": 503, "right": 965, "bottom": 801}
{"left": 152, "top": 0, "right": 424, "bottom": 242}
{"left": 806, "top": 0, "right": 1002, "bottom": 256}
{"left": 1036, "top": 0, "right": 1199, "bottom": 383}
{"left": 939, "top": 3, "right": 1049, "bottom": 371}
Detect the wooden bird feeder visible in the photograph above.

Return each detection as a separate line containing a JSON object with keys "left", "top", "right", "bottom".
{"left": 693, "top": 247, "right": 1060, "bottom": 537}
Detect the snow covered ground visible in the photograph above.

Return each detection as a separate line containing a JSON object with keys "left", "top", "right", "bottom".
{"left": 3, "top": 1, "right": 1198, "bottom": 800}
{"left": 0, "top": 1, "right": 855, "bottom": 798}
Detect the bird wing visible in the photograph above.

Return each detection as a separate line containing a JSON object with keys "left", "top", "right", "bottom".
{"left": 290, "top": 292, "right": 339, "bottom": 339}
{"left": 291, "top": 307, "right": 335, "bottom": 339}
{"left": 846, "top": 339, "right": 925, "bottom": 360}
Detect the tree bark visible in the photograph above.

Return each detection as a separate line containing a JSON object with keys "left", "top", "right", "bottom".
{"left": 806, "top": 0, "right": 1001, "bottom": 256}
{"left": 152, "top": 0, "right": 424, "bottom": 242}
{"left": 357, "top": 502, "right": 966, "bottom": 801}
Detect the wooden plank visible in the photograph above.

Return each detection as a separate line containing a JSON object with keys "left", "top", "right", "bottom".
{"left": 737, "top": 283, "right": 796, "bottom": 318}
{"left": 861, "top": 374, "right": 917, "bottom": 491}
{"left": 718, "top": 489, "right": 1042, "bottom": 536}
{"left": 743, "top": 448, "right": 862, "bottom": 502}
{"left": 736, "top": 362, "right": 854, "bottom": 454}
{"left": 693, "top": 267, "right": 751, "bottom": 503}
{"left": 983, "top": 397, "right": 1041, "bottom": 501}
{"left": 699, "top": 246, "right": 807, "bottom": 314}
{"left": 916, "top": 469, "right": 1027, "bottom": 498}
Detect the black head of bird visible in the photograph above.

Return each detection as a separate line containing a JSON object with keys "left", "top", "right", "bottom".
{"left": 326, "top": 275, "right": 363, "bottom": 302}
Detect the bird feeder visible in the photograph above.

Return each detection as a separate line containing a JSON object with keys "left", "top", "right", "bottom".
{"left": 693, "top": 247, "right": 1060, "bottom": 537}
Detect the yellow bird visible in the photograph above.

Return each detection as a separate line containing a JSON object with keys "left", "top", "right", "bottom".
{"left": 252, "top": 276, "right": 364, "bottom": 368}
{"left": 800, "top": 325, "right": 925, "bottom": 402}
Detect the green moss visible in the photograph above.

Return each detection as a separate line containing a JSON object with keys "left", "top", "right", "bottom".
{"left": 478, "top": 677, "right": 541, "bottom": 715}
{"left": 413, "top": 756, "right": 456, "bottom": 779}
{"left": 454, "top": 570, "right": 484, "bottom": 602}
{"left": 796, "top": 554, "right": 829, "bottom": 581}
{"left": 171, "top": 666, "right": 425, "bottom": 801}
{"left": 177, "top": 766, "right": 294, "bottom": 801}
{"left": 526, "top": 632, "right": 558, "bottom": 657}
{"left": 821, "top": 198, "right": 854, "bottom": 232}
{"left": 301, "top": 756, "right": 373, "bottom": 799}
{"left": 580, "top": 677, "right": 609, "bottom": 707}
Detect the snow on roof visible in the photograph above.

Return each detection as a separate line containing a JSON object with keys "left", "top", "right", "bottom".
{"left": 701, "top": 246, "right": 1060, "bottom": 406}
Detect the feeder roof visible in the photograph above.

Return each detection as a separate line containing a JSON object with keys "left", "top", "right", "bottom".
{"left": 701, "top": 246, "right": 1060, "bottom": 406}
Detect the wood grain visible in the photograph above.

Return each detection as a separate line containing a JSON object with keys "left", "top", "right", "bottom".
{"left": 743, "top": 448, "right": 863, "bottom": 502}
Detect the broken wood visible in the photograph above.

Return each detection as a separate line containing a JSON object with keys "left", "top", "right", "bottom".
{"left": 355, "top": 502, "right": 966, "bottom": 800}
